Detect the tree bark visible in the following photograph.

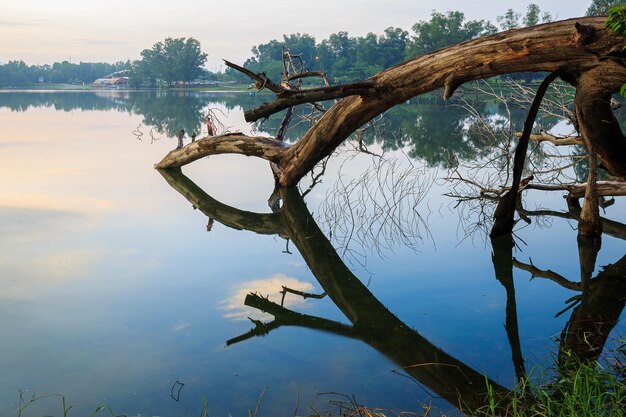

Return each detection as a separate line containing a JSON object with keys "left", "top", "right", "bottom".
{"left": 154, "top": 133, "right": 289, "bottom": 169}
{"left": 156, "top": 18, "right": 626, "bottom": 191}
{"left": 276, "top": 17, "right": 626, "bottom": 187}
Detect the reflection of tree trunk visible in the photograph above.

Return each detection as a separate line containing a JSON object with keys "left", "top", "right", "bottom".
{"left": 278, "top": 186, "right": 516, "bottom": 412}
{"left": 158, "top": 168, "right": 510, "bottom": 414}
{"left": 559, "top": 253, "right": 626, "bottom": 367}
{"left": 491, "top": 235, "right": 527, "bottom": 381}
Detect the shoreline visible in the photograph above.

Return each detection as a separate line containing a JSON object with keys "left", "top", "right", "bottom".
{"left": 0, "top": 84, "right": 254, "bottom": 93}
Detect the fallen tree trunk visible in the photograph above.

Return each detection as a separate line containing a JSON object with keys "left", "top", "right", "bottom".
{"left": 157, "top": 17, "right": 626, "bottom": 191}
{"left": 276, "top": 17, "right": 626, "bottom": 187}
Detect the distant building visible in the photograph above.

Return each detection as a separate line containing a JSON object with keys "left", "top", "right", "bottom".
{"left": 93, "top": 76, "right": 129, "bottom": 87}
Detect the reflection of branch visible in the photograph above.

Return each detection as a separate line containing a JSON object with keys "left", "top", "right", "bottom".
{"left": 158, "top": 168, "right": 285, "bottom": 236}
{"left": 226, "top": 317, "right": 281, "bottom": 346}
{"left": 300, "top": 156, "right": 329, "bottom": 198}
{"left": 520, "top": 207, "right": 626, "bottom": 241}
{"left": 512, "top": 258, "right": 581, "bottom": 291}
{"left": 160, "top": 170, "right": 510, "bottom": 413}
{"left": 280, "top": 286, "right": 326, "bottom": 306}
{"left": 226, "top": 293, "right": 358, "bottom": 346}
{"left": 319, "top": 156, "right": 434, "bottom": 265}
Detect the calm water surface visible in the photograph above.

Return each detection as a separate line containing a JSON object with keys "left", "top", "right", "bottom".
{"left": 0, "top": 90, "right": 624, "bottom": 416}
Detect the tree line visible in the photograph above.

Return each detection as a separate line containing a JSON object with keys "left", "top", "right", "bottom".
{"left": 1, "top": 0, "right": 622, "bottom": 88}
{"left": 0, "top": 60, "right": 127, "bottom": 87}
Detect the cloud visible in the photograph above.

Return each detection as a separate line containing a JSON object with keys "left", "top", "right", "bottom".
{"left": 75, "top": 38, "right": 131, "bottom": 46}
{"left": 0, "top": 19, "right": 48, "bottom": 27}
{"left": 220, "top": 274, "right": 316, "bottom": 321}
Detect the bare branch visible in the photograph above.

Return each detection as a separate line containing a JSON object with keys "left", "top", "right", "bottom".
{"left": 155, "top": 133, "right": 290, "bottom": 169}
{"left": 243, "top": 81, "right": 377, "bottom": 122}
{"left": 515, "top": 131, "right": 582, "bottom": 146}
{"left": 223, "top": 60, "right": 284, "bottom": 93}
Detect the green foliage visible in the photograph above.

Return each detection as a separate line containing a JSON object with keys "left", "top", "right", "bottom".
{"left": 605, "top": 5, "right": 626, "bottom": 97}
{"left": 606, "top": 5, "right": 626, "bottom": 36}
{"left": 406, "top": 11, "right": 496, "bottom": 57}
{"left": 498, "top": 4, "right": 553, "bottom": 31}
{"left": 131, "top": 37, "right": 208, "bottom": 86}
{"left": 587, "top": 0, "right": 626, "bottom": 16}
{"left": 245, "top": 28, "right": 408, "bottom": 83}
{"left": 498, "top": 9, "right": 522, "bottom": 31}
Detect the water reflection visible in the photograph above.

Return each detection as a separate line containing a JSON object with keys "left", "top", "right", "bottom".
{"left": 221, "top": 274, "right": 315, "bottom": 321}
{"left": 160, "top": 167, "right": 509, "bottom": 412}
{"left": 0, "top": 90, "right": 592, "bottom": 168}
{"left": 159, "top": 167, "right": 626, "bottom": 414}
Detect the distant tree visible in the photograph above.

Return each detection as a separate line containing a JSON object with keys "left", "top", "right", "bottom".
{"left": 498, "top": 9, "right": 522, "bottom": 30}
{"left": 136, "top": 37, "right": 207, "bottom": 86}
{"left": 586, "top": 0, "right": 626, "bottom": 15}
{"left": 378, "top": 27, "right": 409, "bottom": 67}
{"left": 245, "top": 34, "right": 317, "bottom": 80}
{"left": 128, "top": 58, "right": 156, "bottom": 88}
{"left": 523, "top": 3, "right": 552, "bottom": 26}
{"left": 405, "top": 11, "right": 496, "bottom": 57}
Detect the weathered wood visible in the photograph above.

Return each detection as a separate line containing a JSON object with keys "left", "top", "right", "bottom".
{"left": 523, "top": 180, "right": 626, "bottom": 197}
{"left": 514, "top": 132, "right": 582, "bottom": 146}
{"left": 277, "top": 17, "right": 626, "bottom": 187}
{"left": 159, "top": 18, "right": 626, "bottom": 194}
{"left": 243, "top": 81, "right": 376, "bottom": 122}
{"left": 154, "top": 133, "right": 290, "bottom": 169}
{"left": 568, "top": 181, "right": 626, "bottom": 198}
{"left": 223, "top": 60, "right": 284, "bottom": 93}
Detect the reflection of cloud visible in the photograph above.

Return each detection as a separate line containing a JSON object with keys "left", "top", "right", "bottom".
{"left": 0, "top": 247, "right": 103, "bottom": 299}
{"left": 30, "top": 249, "right": 100, "bottom": 280}
{"left": 221, "top": 274, "right": 315, "bottom": 321}
{"left": 0, "top": 205, "right": 85, "bottom": 240}
{"left": 171, "top": 322, "right": 191, "bottom": 332}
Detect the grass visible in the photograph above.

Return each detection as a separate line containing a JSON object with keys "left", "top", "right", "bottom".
{"left": 478, "top": 350, "right": 626, "bottom": 417}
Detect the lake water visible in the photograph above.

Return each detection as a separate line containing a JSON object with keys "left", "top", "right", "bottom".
{"left": 0, "top": 90, "right": 624, "bottom": 416}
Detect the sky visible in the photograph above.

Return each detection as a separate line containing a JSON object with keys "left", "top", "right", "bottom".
{"left": 1, "top": 0, "right": 593, "bottom": 70}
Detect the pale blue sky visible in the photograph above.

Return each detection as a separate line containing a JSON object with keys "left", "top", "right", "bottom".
{"left": 1, "top": 0, "right": 593, "bottom": 69}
